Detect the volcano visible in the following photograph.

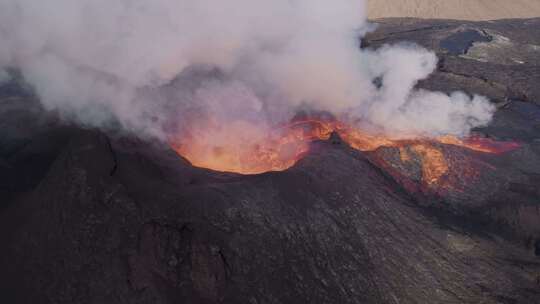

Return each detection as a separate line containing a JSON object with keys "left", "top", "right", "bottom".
{"left": 1, "top": 18, "right": 540, "bottom": 304}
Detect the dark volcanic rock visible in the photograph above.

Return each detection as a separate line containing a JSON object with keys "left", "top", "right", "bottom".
{"left": 440, "top": 29, "right": 492, "bottom": 55}
{"left": 1, "top": 129, "right": 539, "bottom": 304}
{"left": 365, "top": 18, "right": 540, "bottom": 104}
{"left": 1, "top": 18, "right": 540, "bottom": 304}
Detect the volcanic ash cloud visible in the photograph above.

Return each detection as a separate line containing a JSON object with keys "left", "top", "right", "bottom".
{"left": 0, "top": 0, "right": 495, "bottom": 141}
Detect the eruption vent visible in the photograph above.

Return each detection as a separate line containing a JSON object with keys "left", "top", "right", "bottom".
{"left": 170, "top": 116, "right": 520, "bottom": 178}
{"left": 0, "top": 0, "right": 496, "bottom": 176}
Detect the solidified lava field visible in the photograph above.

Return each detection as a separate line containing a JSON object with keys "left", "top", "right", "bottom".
{"left": 0, "top": 18, "right": 540, "bottom": 304}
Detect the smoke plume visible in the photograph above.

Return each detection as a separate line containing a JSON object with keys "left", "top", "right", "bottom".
{"left": 0, "top": 0, "right": 494, "bottom": 143}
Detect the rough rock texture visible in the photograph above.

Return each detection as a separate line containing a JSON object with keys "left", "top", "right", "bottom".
{"left": 365, "top": 18, "right": 540, "bottom": 104}
{"left": 1, "top": 18, "right": 539, "bottom": 304}
{"left": 364, "top": 17, "right": 540, "bottom": 257}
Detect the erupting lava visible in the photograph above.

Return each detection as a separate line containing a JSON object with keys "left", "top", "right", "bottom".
{"left": 170, "top": 118, "right": 521, "bottom": 180}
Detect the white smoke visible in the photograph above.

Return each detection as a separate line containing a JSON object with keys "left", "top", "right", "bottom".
{"left": 0, "top": 0, "right": 494, "bottom": 141}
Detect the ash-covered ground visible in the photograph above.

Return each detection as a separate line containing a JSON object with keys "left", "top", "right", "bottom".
{"left": 1, "top": 18, "right": 540, "bottom": 304}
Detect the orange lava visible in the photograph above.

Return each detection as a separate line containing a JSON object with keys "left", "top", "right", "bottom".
{"left": 398, "top": 144, "right": 449, "bottom": 185}
{"left": 170, "top": 118, "right": 521, "bottom": 178}
{"left": 437, "top": 135, "right": 522, "bottom": 154}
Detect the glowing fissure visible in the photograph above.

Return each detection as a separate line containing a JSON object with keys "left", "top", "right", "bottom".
{"left": 170, "top": 118, "right": 520, "bottom": 182}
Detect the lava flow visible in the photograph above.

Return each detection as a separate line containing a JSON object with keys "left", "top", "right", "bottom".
{"left": 170, "top": 118, "right": 521, "bottom": 181}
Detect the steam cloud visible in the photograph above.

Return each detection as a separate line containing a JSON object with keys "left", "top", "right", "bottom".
{"left": 0, "top": 0, "right": 494, "bottom": 143}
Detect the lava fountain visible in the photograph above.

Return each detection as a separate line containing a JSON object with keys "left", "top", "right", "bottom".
{"left": 170, "top": 116, "right": 521, "bottom": 180}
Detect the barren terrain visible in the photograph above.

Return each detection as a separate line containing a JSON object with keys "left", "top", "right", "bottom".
{"left": 368, "top": 0, "right": 540, "bottom": 20}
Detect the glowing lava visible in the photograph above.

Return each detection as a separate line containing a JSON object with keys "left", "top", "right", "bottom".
{"left": 170, "top": 118, "right": 521, "bottom": 178}
{"left": 397, "top": 144, "right": 449, "bottom": 186}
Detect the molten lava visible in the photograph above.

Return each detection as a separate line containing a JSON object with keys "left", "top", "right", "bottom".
{"left": 170, "top": 118, "right": 521, "bottom": 180}
{"left": 398, "top": 144, "right": 449, "bottom": 186}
